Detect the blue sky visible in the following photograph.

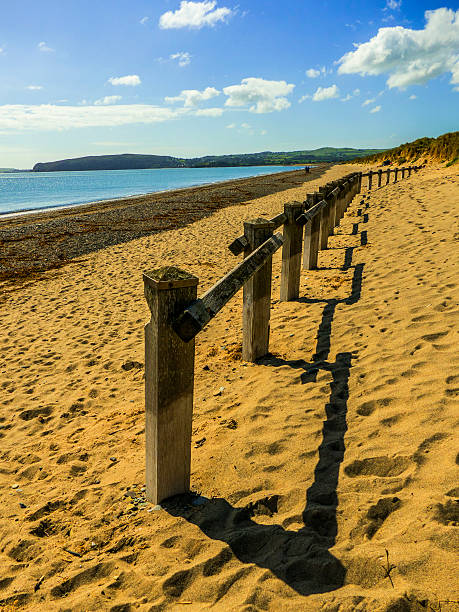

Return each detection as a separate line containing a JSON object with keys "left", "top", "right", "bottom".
{"left": 1, "top": 0, "right": 458, "bottom": 167}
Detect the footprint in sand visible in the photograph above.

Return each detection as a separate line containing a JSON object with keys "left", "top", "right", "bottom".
{"left": 421, "top": 331, "right": 450, "bottom": 342}
{"left": 356, "top": 398, "right": 393, "bottom": 416}
{"left": 434, "top": 500, "right": 459, "bottom": 525}
{"left": 344, "top": 455, "right": 412, "bottom": 478}
{"left": 350, "top": 496, "right": 402, "bottom": 540}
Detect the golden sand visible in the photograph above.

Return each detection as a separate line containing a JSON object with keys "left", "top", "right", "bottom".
{"left": 0, "top": 163, "right": 458, "bottom": 611}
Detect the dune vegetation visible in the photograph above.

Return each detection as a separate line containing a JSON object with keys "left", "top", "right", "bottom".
{"left": 353, "top": 131, "right": 459, "bottom": 166}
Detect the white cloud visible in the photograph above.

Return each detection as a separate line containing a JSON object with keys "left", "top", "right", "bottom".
{"left": 362, "top": 97, "right": 375, "bottom": 106}
{"left": 159, "top": 1, "right": 233, "bottom": 29}
{"left": 409, "top": 94, "right": 417, "bottom": 99}
{"left": 226, "top": 122, "right": 236, "bottom": 128}
{"left": 385, "top": 0, "right": 401, "bottom": 10}
{"left": 194, "top": 107, "right": 223, "bottom": 116}
{"left": 338, "top": 8, "right": 459, "bottom": 91}
{"left": 241, "top": 122, "right": 251, "bottom": 129}
{"left": 27, "top": 85, "right": 43, "bottom": 91}
{"left": 370, "top": 105, "right": 381, "bottom": 113}
{"left": 0, "top": 46, "right": 4, "bottom": 54}
{"left": 0, "top": 104, "right": 187, "bottom": 131}
{"left": 298, "top": 94, "right": 311, "bottom": 103}
{"left": 165, "top": 86, "right": 220, "bottom": 107}
{"left": 38, "top": 41, "right": 54, "bottom": 52}
{"left": 108, "top": 75, "right": 141, "bottom": 86}
{"left": 306, "top": 68, "right": 320, "bottom": 78}
{"left": 140, "top": 16, "right": 149, "bottom": 24}
{"left": 170, "top": 51, "right": 191, "bottom": 67}
{"left": 312, "top": 84, "right": 339, "bottom": 101}
{"left": 223, "top": 77, "right": 295, "bottom": 113}
{"left": 260, "top": 129, "right": 267, "bottom": 135}
{"left": 94, "top": 95, "right": 122, "bottom": 105}
{"left": 341, "top": 88, "right": 360, "bottom": 101}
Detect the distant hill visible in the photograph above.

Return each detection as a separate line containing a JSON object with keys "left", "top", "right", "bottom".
{"left": 353, "top": 131, "right": 459, "bottom": 166}
{"left": 0, "top": 168, "right": 30, "bottom": 173}
{"left": 32, "top": 147, "right": 385, "bottom": 172}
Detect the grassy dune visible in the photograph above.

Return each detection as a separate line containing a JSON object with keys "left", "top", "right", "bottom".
{"left": 353, "top": 131, "right": 459, "bottom": 166}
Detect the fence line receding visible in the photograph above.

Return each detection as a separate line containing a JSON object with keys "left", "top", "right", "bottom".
{"left": 143, "top": 164, "right": 422, "bottom": 504}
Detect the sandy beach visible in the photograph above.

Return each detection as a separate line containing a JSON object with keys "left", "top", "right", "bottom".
{"left": 0, "top": 165, "right": 328, "bottom": 281}
{"left": 0, "top": 162, "right": 458, "bottom": 611}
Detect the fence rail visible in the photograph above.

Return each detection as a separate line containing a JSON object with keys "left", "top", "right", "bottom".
{"left": 143, "top": 164, "right": 420, "bottom": 503}
{"left": 362, "top": 165, "right": 422, "bottom": 190}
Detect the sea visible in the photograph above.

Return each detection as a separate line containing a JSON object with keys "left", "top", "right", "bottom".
{"left": 0, "top": 166, "right": 301, "bottom": 216}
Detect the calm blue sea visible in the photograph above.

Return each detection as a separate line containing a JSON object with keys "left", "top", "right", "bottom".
{"left": 0, "top": 166, "right": 300, "bottom": 215}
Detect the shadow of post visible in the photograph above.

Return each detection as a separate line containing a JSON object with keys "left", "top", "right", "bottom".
{"left": 162, "top": 198, "right": 368, "bottom": 598}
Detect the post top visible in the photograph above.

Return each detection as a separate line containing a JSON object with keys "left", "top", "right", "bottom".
{"left": 284, "top": 200, "right": 305, "bottom": 209}
{"left": 143, "top": 266, "right": 199, "bottom": 290}
{"left": 244, "top": 217, "right": 275, "bottom": 229}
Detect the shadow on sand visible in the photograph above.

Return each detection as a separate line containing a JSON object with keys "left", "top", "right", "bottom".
{"left": 163, "top": 198, "right": 368, "bottom": 596}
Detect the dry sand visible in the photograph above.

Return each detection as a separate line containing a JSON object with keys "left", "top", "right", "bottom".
{"left": 0, "top": 163, "right": 458, "bottom": 611}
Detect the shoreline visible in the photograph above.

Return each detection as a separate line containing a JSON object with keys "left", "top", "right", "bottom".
{"left": 0, "top": 165, "right": 330, "bottom": 280}
{"left": 0, "top": 165, "right": 307, "bottom": 219}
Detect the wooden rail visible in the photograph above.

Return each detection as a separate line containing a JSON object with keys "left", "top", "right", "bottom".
{"left": 142, "top": 163, "right": 420, "bottom": 503}
{"left": 361, "top": 165, "right": 422, "bottom": 190}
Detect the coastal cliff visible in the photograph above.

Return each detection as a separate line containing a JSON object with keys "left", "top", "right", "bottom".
{"left": 32, "top": 147, "right": 383, "bottom": 172}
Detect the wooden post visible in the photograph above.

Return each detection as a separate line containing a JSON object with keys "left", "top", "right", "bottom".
{"left": 335, "top": 184, "right": 343, "bottom": 223}
{"left": 144, "top": 267, "right": 198, "bottom": 505}
{"left": 377, "top": 170, "right": 382, "bottom": 188}
{"left": 354, "top": 174, "right": 359, "bottom": 197}
{"left": 401, "top": 168, "right": 405, "bottom": 179}
{"left": 394, "top": 168, "right": 398, "bottom": 183}
{"left": 303, "top": 193, "right": 321, "bottom": 270}
{"left": 280, "top": 201, "right": 304, "bottom": 301}
{"left": 242, "top": 219, "right": 275, "bottom": 361}
{"left": 319, "top": 193, "right": 331, "bottom": 250}
{"left": 346, "top": 180, "right": 352, "bottom": 212}
{"left": 408, "top": 167, "right": 412, "bottom": 177}
{"left": 357, "top": 172, "right": 363, "bottom": 194}
{"left": 368, "top": 171, "right": 373, "bottom": 190}
{"left": 325, "top": 183, "right": 338, "bottom": 235}
{"left": 337, "top": 182, "right": 345, "bottom": 225}
{"left": 386, "top": 170, "right": 390, "bottom": 185}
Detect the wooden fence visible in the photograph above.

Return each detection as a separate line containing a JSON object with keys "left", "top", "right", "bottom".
{"left": 143, "top": 164, "right": 420, "bottom": 504}
{"left": 362, "top": 165, "right": 423, "bottom": 190}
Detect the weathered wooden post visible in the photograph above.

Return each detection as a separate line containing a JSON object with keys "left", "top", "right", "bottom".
{"left": 303, "top": 193, "right": 321, "bottom": 270}
{"left": 338, "top": 182, "right": 347, "bottom": 220}
{"left": 348, "top": 178, "right": 354, "bottom": 207}
{"left": 408, "top": 167, "right": 412, "bottom": 177}
{"left": 319, "top": 191, "right": 331, "bottom": 250}
{"left": 401, "top": 168, "right": 405, "bottom": 179}
{"left": 358, "top": 172, "right": 363, "bottom": 194}
{"left": 327, "top": 183, "right": 338, "bottom": 233}
{"left": 368, "top": 171, "right": 373, "bottom": 191}
{"left": 377, "top": 170, "right": 382, "bottom": 188}
{"left": 394, "top": 168, "right": 398, "bottom": 183}
{"left": 243, "top": 219, "right": 275, "bottom": 361}
{"left": 280, "top": 202, "right": 304, "bottom": 301}
{"left": 328, "top": 182, "right": 341, "bottom": 234}
{"left": 144, "top": 267, "right": 198, "bottom": 504}
{"left": 335, "top": 183, "right": 344, "bottom": 222}
{"left": 386, "top": 170, "right": 390, "bottom": 185}
{"left": 354, "top": 174, "right": 359, "bottom": 196}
